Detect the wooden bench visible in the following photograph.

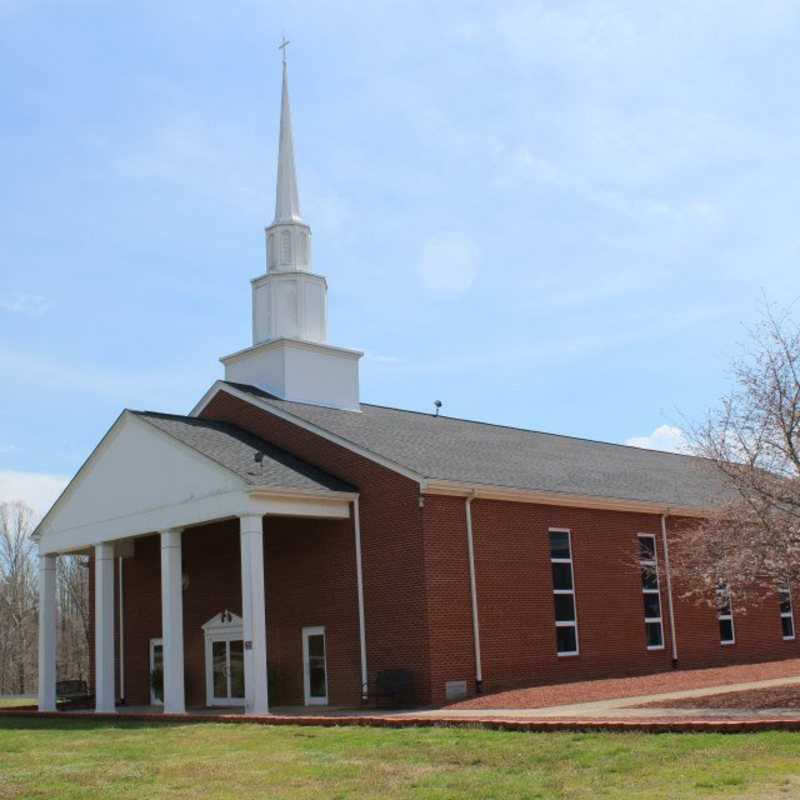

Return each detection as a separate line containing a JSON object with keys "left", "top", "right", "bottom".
{"left": 56, "top": 680, "right": 93, "bottom": 709}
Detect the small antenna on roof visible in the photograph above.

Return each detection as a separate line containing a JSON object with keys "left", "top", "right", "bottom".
{"left": 434, "top": 400, "right": 442, "bottom": 417}
{"left": 254, "top": 451, "right": 264, "bottom": 464}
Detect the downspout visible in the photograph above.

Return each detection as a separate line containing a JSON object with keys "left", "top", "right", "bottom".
{"left": 465, "top": 493, "right": 483, "bottom": 693}
{"left": 660, "top": 513, "right": 679, "bottom": 667}
{"left": 118, "top": 556, "right": 125, "bottom": 703}
{"left": 353, "top": 498, "right": 369, "bottom": 701}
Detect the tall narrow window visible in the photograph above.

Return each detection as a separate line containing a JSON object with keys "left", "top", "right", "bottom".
{"left": 717, "top": 583, "right": 735, "bottom": 645}
{"left": 779, "top": 587, "right": 795, "bottom": 641}
{"left": 549, "top": 529, "right": 579, "bottom": 656}
{"left": 638, "top": 534, "right": 664, "bottom": 650}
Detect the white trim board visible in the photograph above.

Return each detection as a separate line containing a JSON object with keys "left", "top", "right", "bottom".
{"left": 36, "top": 411, "right": 352, "bottom": 556}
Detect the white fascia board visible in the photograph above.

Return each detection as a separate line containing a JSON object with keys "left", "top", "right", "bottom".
{"left": 38, "top": 489, "right": 253, "bottom": 555}
{"left": 422, "top": 480, "right": 711, "bottom": 518}
{"left": 39, "top": 488, "right": 354, "bottom": 555}
{"left": 247, "top": 487, "right": 354, "bottom": 519}
{"left": 190, "top": 382, "right": 424, "bottom": 483}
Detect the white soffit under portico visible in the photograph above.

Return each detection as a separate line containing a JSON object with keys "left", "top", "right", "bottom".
{"left": 35, "top": 411, "right": 352, "bottom": 556}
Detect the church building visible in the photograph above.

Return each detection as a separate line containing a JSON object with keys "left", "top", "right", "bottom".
{"left": 34, "top": 57, "right": 800, "bottom": 715}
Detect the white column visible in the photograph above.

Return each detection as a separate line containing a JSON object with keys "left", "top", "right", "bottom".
{"left": 94, "top": 542, "right": 116, "bottom": 713}
{"left": 160, "top": 529, "right": 186, "bottom": 714}
{"left": 37, "top": 554, "right": 57, "bottom": 712}
{"left": 240, "top": 514, "right": 269, "bottom": 715}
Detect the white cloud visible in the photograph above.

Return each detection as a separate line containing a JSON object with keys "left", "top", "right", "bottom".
{"left": 0, "top": 292, "right": 52, "bottom": 317}
{"left": 0, "top": 470, "right": 70, "bottom": 522}
{"left": 417, "top": 232, "right": 479, "bottom": 294}
{"left": 625, "top": 425, "right": 688, "bottom": 454}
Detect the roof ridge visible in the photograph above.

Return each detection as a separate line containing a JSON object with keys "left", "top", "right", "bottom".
{"left": 356, "top": 401, "right": 700, "bottom": 460}
{"left": 222, "top": 381, "right": 701, "bottom": 462}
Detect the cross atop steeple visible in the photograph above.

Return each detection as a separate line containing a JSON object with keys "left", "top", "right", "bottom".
{"left": 278, "top": 36, "right": 290, "bottom": 65}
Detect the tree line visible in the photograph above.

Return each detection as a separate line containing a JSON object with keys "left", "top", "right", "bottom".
{"left": 0, "top": 501, "right": 89, "bottom": 697}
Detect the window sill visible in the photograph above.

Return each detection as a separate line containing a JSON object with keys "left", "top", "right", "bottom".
{"left": 557, "top": 651, "right": 579, "bottom": 657}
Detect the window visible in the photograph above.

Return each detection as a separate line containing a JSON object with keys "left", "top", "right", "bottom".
{"left": 717, "top": 583, "right": 735, "bottom": 645}
{"left": 779, "top": 587, "right": 795, "bottom": 641}
{"left": 638, "top": 534, "right": 664, "bottom": 650}
{"left": 549, "top": 529, "right": 579, "bottom": 656}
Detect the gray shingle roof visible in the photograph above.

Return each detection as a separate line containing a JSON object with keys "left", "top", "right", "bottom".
{"left": 223, "top": 382, "right": 733, "bottom": 511}
{"left": 133, "top": 411, "right": 354, "bottom": 494}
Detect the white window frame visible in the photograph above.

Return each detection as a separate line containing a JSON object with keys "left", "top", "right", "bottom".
{"left": 779, "top": 586, "right": 796, "bottom": 641}
{"left": 717, "top": 583, "right": 736, "bottom": 646}
{"left": 638, "top": 534, "right": 665, "bottom": 651}
{"left": 549, "top": 528, "right": 579, "bottom": 657}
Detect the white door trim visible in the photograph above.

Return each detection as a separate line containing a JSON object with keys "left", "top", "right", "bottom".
{"left": 202, "top": 611, "right": 245, "bottom": 707}
{"left": 302, "top": 625, "right": 328, "bottom": 706}
{"left": 149, "top": 638, "right": 163, "bottom": 706}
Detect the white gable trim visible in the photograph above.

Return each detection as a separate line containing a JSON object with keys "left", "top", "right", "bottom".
{"left": 202, "top": 610, "right": 243, "bottom": 634}
{"left": 36, "top": 411, "right": 354, "bottom": 555}
{"left": 190, "top": 381, "right": 423, "bottom": 483}
{"left": 35, "top": 411, "right": 248, "bottom": 542}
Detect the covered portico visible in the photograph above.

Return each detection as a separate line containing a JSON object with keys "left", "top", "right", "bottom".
{"left": 34, "top": 410, "right": 363, "bottom": 716}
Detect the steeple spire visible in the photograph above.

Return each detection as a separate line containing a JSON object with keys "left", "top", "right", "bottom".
{"left": 274, "top": 41, "right": 302, "bottom": 224}
{"left": 220, "top": 40, "right": 363, "bottom": 411}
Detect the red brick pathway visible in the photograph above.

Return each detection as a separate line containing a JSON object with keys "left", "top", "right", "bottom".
{"left": 446, "top": 658, "right": 800, "bottom": 710}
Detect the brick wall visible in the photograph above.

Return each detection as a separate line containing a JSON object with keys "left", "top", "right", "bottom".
{"left": 668, "top": 515, "right": 800, "bottom": 670}
{"left": 420, "top": 498, "right": 800, "bottom": 703}
{"left": 119, "top": 515, "right": 361, "bottom": 708}
{"left": 200, "top": 391, "right": 433, "bottom": 703}
{"left": 91, "top": 388, "right": 800, "bottom": 710}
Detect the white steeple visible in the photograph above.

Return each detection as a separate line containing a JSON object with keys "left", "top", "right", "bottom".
{"left": 274, "top": 58, "right": 302, "bottom": 224}
{"left": 220, "top": 41, "right": 363, "bottom": 411}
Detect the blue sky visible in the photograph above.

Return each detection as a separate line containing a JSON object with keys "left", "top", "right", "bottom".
{"left": 2, "top": 0, "right": 799, "bottom": 517}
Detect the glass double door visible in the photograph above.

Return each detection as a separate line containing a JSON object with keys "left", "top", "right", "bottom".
{"left": 210, "top": 637, "right": 245, "bottom": 706}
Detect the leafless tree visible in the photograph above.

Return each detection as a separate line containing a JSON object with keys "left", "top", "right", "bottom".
{"left": 0, "top": 501, "right": 90, "bottom": 695}
{"left": 0, "top": 502, "right": 38, "bottom": 694}
{"left": 57, "top": 555, "right": 90, "bottom": 683}
{"left": 671, "top": 306, "right": 800, "bottom": 608}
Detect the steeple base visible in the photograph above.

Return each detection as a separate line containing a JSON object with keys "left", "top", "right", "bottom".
{"left": 221, "top": 338, "right": 362, "bottom": 412}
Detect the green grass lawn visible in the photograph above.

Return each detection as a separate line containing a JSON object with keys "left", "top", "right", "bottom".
{"left": 1, "top": 718, "right": 800, "bottom": 799}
